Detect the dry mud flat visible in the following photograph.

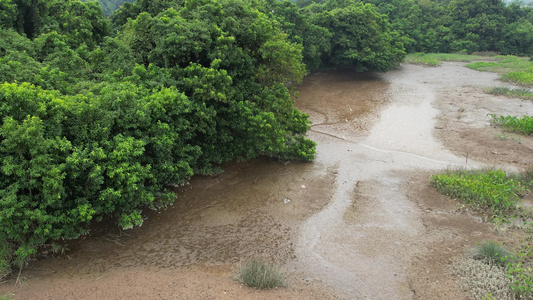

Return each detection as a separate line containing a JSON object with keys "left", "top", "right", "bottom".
{"left": 1, "top": 62, "right": 533, "bottom": 299}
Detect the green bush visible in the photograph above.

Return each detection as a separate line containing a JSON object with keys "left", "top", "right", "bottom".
{"left": 236, "top": 259, "right": 285, "bottom": 289}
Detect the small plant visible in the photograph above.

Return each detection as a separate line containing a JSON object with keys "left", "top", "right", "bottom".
{"left": 452, "top": 257, "right": 513, "bottom": 299}
{"left": 471, "top": 241, "right": 511, "bottom": 266}
{"left": 490, "top": 114, "right": 533, "bottom": 135}
{"left": 236, "top": 259, "right": 285, "bottom": 289}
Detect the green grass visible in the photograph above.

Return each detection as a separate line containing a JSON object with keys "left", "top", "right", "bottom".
{"left": 501, "top": 71, "right": 533, "bottom": 86}
{"left": 404, "top": 53, "right": 487, "bottom": 66}
{"left": 486, "top": 86, "right": 533, "bottom": 101}
{"left": 465, "top": 55, "right": 533, "bottom": 86}
{"left": 465, "top": 55, "right": 533, "bottom": 74}
{"left": 430, "top": 169, "right": 526, "bottom": 216}
{"left": 406, "top": 54, "right": 533, "bottom": 86}
{"left": 507, "top": 234, "right": 533, "bottom": 299}
{"left": 490, "top": 114, "right": 533, "bottom": 135}
{"left": 236, "top": 259, "right": 285, "bottom": 289}
{"left": 471, "top": 241, "right": 511, "bottom": 266}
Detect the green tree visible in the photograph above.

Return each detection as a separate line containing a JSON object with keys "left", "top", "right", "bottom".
{"left": 311, "top": 1, "right": 406, "bottom": 71}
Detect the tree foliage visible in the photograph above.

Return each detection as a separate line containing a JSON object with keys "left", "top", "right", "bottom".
{"left": 0, "top": 0, "right": 319, "bottom": 271}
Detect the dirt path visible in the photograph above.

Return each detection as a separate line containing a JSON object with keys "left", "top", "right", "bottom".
{"left": 1, "top": 63, "right": 532, "bottom": 299}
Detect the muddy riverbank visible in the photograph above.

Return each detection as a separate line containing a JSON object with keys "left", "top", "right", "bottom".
{"left": 1, "top": 62, "right": 532, "bottom": 299}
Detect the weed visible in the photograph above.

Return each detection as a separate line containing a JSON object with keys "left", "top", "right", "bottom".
{"left": 471, "top": 241, "right": 511, "bottom": 266}
{"left": 501, "top": 71, "right": 533, "bottom": 86}
{"left": 507, "top": 260, "right": 533, "bottom": 299}
{"left": 452, "top": 257, "right": 513, "bottom": 299}
{"left": 236, "top": 259, "right": 285, "bottom": 289}
{"left": 430, "top": 169, "right": 526, "bottom": 216}
{"left": 486, "top": 87, "right": 533, "bottom": 101}
{"left": 490, "top": 114, "right": 533, "bottom": 135}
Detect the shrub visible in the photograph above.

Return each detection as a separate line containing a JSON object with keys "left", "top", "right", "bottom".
{"left": 236, "top": 259, "right": 285, "bottom": 289}
{"left": 0, "top": 237, "right": 12, "bottom": 281}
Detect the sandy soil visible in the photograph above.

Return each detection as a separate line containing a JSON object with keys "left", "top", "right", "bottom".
{"left": 1, "top": 62, "right": 532, "bottom": 300}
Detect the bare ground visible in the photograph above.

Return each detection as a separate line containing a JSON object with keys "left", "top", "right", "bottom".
{"left": 1, "top": 62, "right": 532, "bottom": 299}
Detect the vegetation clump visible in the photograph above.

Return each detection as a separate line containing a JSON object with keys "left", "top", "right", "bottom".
{"left": 452, "top": 256, "right": 513, "bottom": 299}
{"left": 433, "top": 169, "right": 533, "bottom": 299}
{"left": 236, "top": 259, "right": 285, "bottom": 289}
{"left": 501, "top": 71, "right": 533, "bottom": 86}
{"left": 452, "top": 241, "right": 533, "bottom": 300}
{"left": 430, "top": 169, "right": 526, "bottom": 215}
{"left": 486, "top": 87, "right": 533, "bottom": 101}
{"left": 491, "top": 114, "right": 533, "bottom": 135}
{"left": 471, "top": 241, "right": 512, "bottom": 266}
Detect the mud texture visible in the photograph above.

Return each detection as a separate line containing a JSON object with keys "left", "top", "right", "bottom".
{"left": 1, "top": 62, "right": 532, "bottom": 300}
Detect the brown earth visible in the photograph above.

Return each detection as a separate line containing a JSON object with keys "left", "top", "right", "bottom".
{"left": 1, "top": 62, "right": 532, "bottom": 300}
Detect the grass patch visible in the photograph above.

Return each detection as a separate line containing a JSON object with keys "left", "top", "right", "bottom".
{"left": 490, "top": 114, "right": 533, "bottom": 135}
{"left": 465, "top": 55, "right": 533, "bottom": 86}
{"left": 471, "top": 241, "right": 512, "bottom": 266}
{"left": 236, "top": 259, "right": 285, "bottom": 289}
{"left": 404, "top": 53, "right": 440, "bottom": 66}
{"left": 430, "top": 169, "right": 527, "bottom": 216}
{"left": 406, "top": 54, "right": 533, "bottom": 86}
{"left": 465, "top": 55, "right": 533, "bottom": 74}
{"left": 486, "top": 86, "right": 533, "bottom": 101}
{"left": 501, "top": 71, "right": 533, "bottom": 86}
{"left": 404, "top": 53, "right": 486, "bottom": 66}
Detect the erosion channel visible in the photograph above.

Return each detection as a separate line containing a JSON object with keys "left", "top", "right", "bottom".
{"left": 2, "top": 62, "right": 533, "bottom": 299}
